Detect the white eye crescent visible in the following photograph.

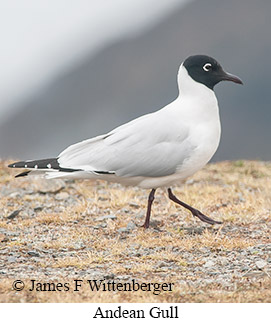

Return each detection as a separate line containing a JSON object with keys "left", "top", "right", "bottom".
{"left": 203, "top": 63, "right": 212, "bottom": 72}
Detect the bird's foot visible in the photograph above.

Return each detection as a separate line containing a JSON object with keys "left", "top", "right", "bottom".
{"left": 141, "top": 221, "right": 150, "bottom": 229}
{"left": 191, "top": 208, "right": 222, "bottom": 225}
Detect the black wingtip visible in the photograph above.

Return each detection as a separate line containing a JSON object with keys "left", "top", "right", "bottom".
{"left": 8, "top": 161, "right": 26, "bottom": 168}
{"left": 8, "top": 158, "right": 58, "bottom": 169}
{"left": 9, "top": 158, "right": 82, "bottom": 174}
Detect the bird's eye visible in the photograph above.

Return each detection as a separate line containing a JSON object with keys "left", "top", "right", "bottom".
{"left": 203, "top": 63, "right": 212, "bottom": 72}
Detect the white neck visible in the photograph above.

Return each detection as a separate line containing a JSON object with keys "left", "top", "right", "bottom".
{"left": 175, "top": 64, "right": 220, "bottom": 124}
{"left": 177, "top": 63, "right": 214, "bottom": 97}
{"left": 174, "top": 64, "right": 221, "bottom": 170}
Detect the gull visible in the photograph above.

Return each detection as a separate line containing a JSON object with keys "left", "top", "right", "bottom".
{"left": 9, "top": 55, "right": 243, "bottom": 228}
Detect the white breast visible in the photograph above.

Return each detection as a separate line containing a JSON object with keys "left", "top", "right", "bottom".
{"left": 176, "top": 65, "right": 221, "bottom": 173}
{"left": 137, "top": 65, "right": 221, "bottom": 188}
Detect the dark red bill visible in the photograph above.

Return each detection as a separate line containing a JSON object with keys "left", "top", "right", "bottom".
{"left": 222, "top": 72, "right": 243, "bottom": 84}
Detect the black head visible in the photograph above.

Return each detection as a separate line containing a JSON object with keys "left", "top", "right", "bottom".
{"left": 183, "top": 55, "right": 243, "bottom": 90}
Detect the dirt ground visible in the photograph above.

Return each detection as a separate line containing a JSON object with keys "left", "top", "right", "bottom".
{"left": 0, "top": 160, "right": 271, "bottom": 302}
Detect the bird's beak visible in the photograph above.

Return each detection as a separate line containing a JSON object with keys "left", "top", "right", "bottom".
{"left": 221, "top": 71, "right": 243, "bottom": 85}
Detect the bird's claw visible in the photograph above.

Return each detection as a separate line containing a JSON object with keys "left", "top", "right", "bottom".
{"left": 192, "top": 209, "right": 222, "bottom": 225}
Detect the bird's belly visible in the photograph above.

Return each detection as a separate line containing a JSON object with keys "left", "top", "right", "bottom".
{"left": 176, "top": 120, "right": 221, "bottom": 177}
{"left": 136, "top": 142, "right": 221, "bottom": 189}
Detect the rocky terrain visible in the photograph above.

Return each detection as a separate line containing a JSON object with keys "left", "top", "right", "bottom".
{"left": 0, "top": 160, "right": 271, "bottom": 302}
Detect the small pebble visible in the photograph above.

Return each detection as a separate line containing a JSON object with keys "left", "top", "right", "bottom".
{"left": 7, "top": 256, "right": 17, "bottom": 263}
{"left": 126, "top": 222, "right": 136, "bottom": 230}
{"left": 95, "top": 214, "right": 117, "bottom": 221}
{"left": 27, "top": 251, "right": 40, "bottom": 257}
{"left": 7, "top": 209, "right": 21, "bottom": 220}
{"left": 117, "top": 227, "right": 129, "bottom": 233}
{"left": 255, "top": 260, "right": 267, "bottom": 269}
{"left": 55, "top": 192, "right": 69, "bottom": 200}
{"left": 104, "top": 273, "right": 115, "bottom": 280}
{"left": 203, "top": 260, "right": 216, "bottom": 268}
{"left": 34, "top": 206, "right": 43, "bottom": 212}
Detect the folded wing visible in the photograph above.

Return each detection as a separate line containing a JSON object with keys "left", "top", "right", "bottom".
{"left": 58, "top": 111, "right": 193, "bottom": 178}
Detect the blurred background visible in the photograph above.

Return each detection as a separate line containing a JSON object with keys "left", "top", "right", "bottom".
{"left": 0, "top": 0, "right": 270, "bottom": 161}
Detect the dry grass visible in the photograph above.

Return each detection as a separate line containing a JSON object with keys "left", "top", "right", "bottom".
{"left": 0, "top": 159, "right": 271, "bottom": 303}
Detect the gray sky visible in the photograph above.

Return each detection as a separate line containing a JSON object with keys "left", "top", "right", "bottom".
{"left": 0, "top": 0, "right": 190, "bottom": 123}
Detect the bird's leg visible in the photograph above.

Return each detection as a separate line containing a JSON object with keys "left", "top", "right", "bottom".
{"left": 142, "top": 189, "right": 156, "bottom": 229}
{"left": 167, "top": 188, "right": 222, "bottom": 225}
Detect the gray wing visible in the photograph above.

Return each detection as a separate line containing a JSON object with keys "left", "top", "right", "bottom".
{"left": 58, "top": 111, "right": 192, "bottom": 178}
